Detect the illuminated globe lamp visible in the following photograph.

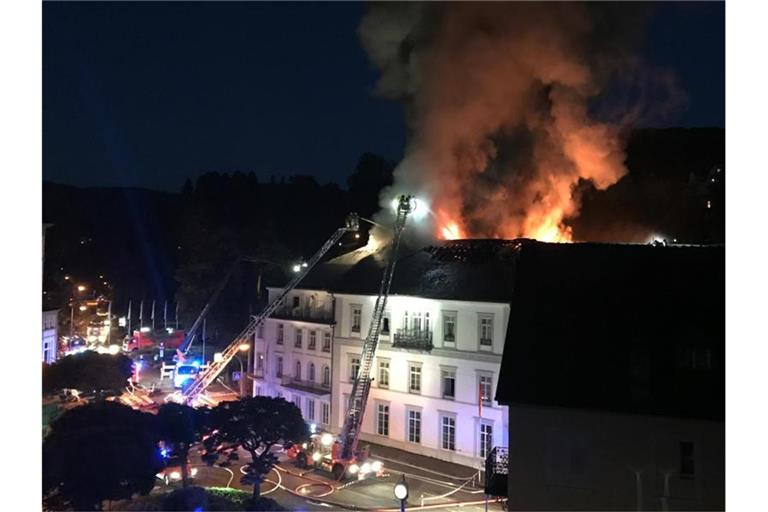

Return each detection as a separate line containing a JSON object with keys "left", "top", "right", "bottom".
{"left": 394, "top": 474, "right": 409, "bottom": 512}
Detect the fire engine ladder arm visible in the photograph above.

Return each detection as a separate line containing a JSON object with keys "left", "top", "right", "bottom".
{"left": 178, "top": 262, "right": 240, "bottom": 354}
{"left": 181, "top": 213, "right": 360, "bottom": 403}
{"left": 178, "top": 255, "right": 283, "bottom": 355}
{"left": 339, "top": 196, "right": 413, "bottom": 461}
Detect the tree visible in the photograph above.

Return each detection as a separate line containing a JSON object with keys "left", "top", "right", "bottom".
{"left": 200, "top": 397, "right": 308, "bottom": 500}
{"left": 156, "top": 403, "right": 203, "bottom": 488}
{"left": 43, "top": 401, "right": 163, "bottom": 511}
{"left": 42, "top": 350, "right": 133, "bottom": 398}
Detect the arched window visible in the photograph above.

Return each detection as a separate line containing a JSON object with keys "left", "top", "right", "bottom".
{"left": 322, "top": 365, "right": 330, "bottom": 387}
{"left": 295, "top": 360, "right": 301, "bottom": 381}
{"left": 308, "top": 363, "right": 316, "bottom": 382}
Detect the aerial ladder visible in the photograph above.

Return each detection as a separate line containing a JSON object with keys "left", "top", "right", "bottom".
{"left": 175, "top": 255, "right": 281, "bottom": 359}
{"left": 178, "top": 213, "right": 360, "bottom": 405}
{"left": 337, "top": 195, "right": 414, "bottom": 467}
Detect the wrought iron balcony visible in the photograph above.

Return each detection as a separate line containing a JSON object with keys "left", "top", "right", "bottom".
{"left": 392, "top": 328, "right": 433, "bottom": 351}
{"left": 271, "top": 306, "right": 335, "bottom": 325}
{"left": 484, "top": 447, "right": 509, "bottom": 497}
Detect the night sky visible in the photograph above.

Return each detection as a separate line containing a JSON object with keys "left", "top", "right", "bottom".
{"left": 43, "top": 1, "right": 724, "bottom": 192}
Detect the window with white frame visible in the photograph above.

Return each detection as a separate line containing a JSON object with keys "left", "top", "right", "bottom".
{"left": 295, "top": 328, "right": 303, "bottom": 348}
{"left": 441, "top": 415, "right": 456, "bottom": 451}
{"left": 409, "top": 364, "right": 422, "bottom": 393}
{"left": 308, "top": 330, "right": 317, "bottom": 350}
{"left": 442, "top": 368, "right": 456, "bottom": 399}
{"left": 378, "top": 359, "right": 390, "bottom": 388}
{"left": 308, "top": 362, "right": 315, "bottom": 382}
{"left": 376, "top": 403, "right": 389, "bottom": 436}
{"left": 407, "top": 409, "right": 421, "bottom": 443}
{"left": 322, "top": 332, "right": 331, "bottom": 352}
{"left": 351, "top": 305, "right": 362, "bottom": 333}
{"left": 276, "top": 356, "right": 283, "bottom": 378}
{"left": 256, "top": 352, "right": 264, "bottom": 370}
{"left": 307, "top": 399, "right": 315, "bottom": 421}
{"left": 350, "top": 357, "right": 361, "bottom": 382}
{"left": 479, "top": 314, "right": 493, "bottom": 349}
{"left": 479, "top": 374, "right": 493, "bottom": 405}
{"left": 443, "top": 311, "right": 457, "bottom": 344}
{"left": 322, "top": 365, "right": 330, "bottom": 387}
{"left": 479, "top": 422, "right": 493, "bottom": 458}
{"left": 424, "top": 312, "right": 431, "bottom": 333}
{"left": 295, "top": 360, "right": 302, "bottom": 381}
{"left": 293, "top": 395, "right": 301, "bottom": 410}
{"left": 321, "top": 402, "right": 330, "bottom": 425}
{"left": 277, "top": 323, "right": 284, "bottom": 344}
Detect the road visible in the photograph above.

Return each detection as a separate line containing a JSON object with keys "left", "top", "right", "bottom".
{"left": 160, "top": 445, "right": 506, "bottom": 512}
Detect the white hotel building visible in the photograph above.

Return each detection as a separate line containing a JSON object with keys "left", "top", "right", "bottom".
{"left": 252, "top": 240, "right": 513, "bottom": 469}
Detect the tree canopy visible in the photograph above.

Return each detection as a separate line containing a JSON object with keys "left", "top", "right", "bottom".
{"left": 43, "top": 401, "right": 163, "bottom": 511}
{"left": 200, "top": 397, "right": 308, "bottom": 499}
{"left": 42, "top": 350, "right": 133, "bottom": 396}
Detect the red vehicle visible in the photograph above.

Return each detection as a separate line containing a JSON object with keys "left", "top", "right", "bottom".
{"left": 125, "top": 328, "right": 185, "bottom": 352}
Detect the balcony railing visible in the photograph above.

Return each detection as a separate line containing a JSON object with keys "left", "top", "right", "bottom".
{"left": 392, "top": 328, "right": 433, "bottom": 351}
{"left": 484, "top": 447, "right": 509, "bottom": 497}
{"left": 271, "top": 306, "right": 335, "bottom": 325}
{"left": 281, "top": 377, "right": 331, "bottom": 395}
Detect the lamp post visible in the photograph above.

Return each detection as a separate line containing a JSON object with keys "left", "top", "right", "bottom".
{"left": 236, "top": 343, "right": 250, "bottom": 397}
{"left": 394, "top": 474, "right": 409, "bottom": 512}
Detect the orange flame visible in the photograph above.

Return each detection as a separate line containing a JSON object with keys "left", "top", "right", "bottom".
{"left": 441, "top": 222, "right": 463, "bottom": 240}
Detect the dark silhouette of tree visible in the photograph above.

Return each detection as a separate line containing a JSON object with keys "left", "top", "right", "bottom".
{"left": 200, "top": 397, "right": 308, "bottom": 500}
{"left": 43, "top": 402, "right": 163, "bottom": 511}
{"left": 156, "top": 403, "right": 203, "bottom": 488}
{"left": 43, "top": 351, "right": 133, "bottom": 397}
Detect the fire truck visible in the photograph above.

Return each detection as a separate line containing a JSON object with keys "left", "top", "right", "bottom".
{"left": 286, "top": 195, "right": 416, "bottom": 480}
{"left": 286, "top": 431, "right": 384, "bottom": 480}
{"left": 125, "top": 327, "right": 186, "bottom": 352}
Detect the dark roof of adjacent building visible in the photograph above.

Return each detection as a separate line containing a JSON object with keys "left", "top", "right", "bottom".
{"left": 494, "top": 241, "right": 724, "bottom": 421}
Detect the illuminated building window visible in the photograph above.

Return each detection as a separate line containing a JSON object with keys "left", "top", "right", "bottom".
{"left": 321, "top": 402, "right": 330, "bottom": 425}
{"left": 409, "top": 364, "right": 422, "bottom": 393}
{"left": 378, "top": 360, "right": 390, "bottom": 388}
{"left": 377, "top": 403, "right": 390, "bottom": 436}
{"left": 479, "top": 423, "right": 493, "bottom": 459}
{"left": 441, "top": 415, "right": 456, "bottom": 451}
{"left": 294, "top": 329, "right": 303, "bottom": 348}
{"left": 322, "top": 332, "right": 331, "bottom": 352}
{"left": 443, "top": 311, "right": 457, "bottom": 345}
{"left": 350, "top": 357, "right": 361, "bottom": 382}
{"left": 479, "top": 314, "right": 494, "bottom": 350}
{"left": 351, "top": 305, "right": 362, "bottom": 333}
{"left": 442, "top": 368, "right": 456, "bottom": 399}
{"left": 407, "top": 409, "right": 421, "bottom": 444}
{"left": 322, "top": 365, "right": 330, "bottom": 387}
{"left": 479, "top": 374, "right": 493, "bottom": 405}
{"left": 307, "top": 399, "right": 315, "bottom": 421}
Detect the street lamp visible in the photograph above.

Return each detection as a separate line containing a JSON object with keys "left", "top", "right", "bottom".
{"left": 77, "top": 285, "right": 87, "bottom": 292}
{"left": 236, "top": 343, "right": 251, "bottom": 397}
{"left": 394, "top": 474, "right": 409, "bottom": 512}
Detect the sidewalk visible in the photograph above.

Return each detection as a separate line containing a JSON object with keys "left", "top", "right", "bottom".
{"left": 365, "top": 442, "right": 481, "bottom": 482}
